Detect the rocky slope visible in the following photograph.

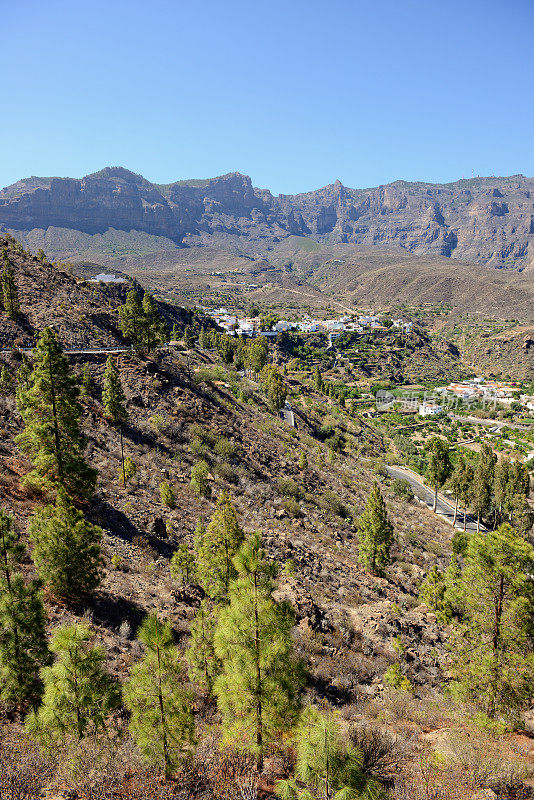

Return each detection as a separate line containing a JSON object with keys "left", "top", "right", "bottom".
{"left": 1, "top": 167, "right": 534, "bottom": 269}
{"left": 0, "top": 234, "right": 196, "bottom": 350}
{"left": 1, "top": 244, "right": 533, "bottom": 799}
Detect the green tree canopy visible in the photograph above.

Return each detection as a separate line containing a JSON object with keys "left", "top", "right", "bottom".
{"left": 449, "top": 523, "right": 534, "bottom": 721}
{"left": 123, "top": 614, "right": 195, "bottom": 777}
{"left": 186, "top": 598, "right": 221, "bottom": 695}
{"left": 356, "top": 482, "right": 394, "bottom": 575}
{"left": 102, "top": 356, "right": 127, "bottom": 424}
{"left": 29, "top": 490, "right": 103, "bottom": 599}
{"left": 142, "top": 292, "right": 167, "bottom": 351}
{"left": 1, "top": 249, "right": 20, "bottom": 319}
{"left": 26, "top": 624, "right": 120, "bottom": 745}
{"left": 261, "top": 364, "right": 288, "bottom": 412}
{"left": 0, "top": 509, "right": 50, "bottom": 708}
{"left": 276, "top": 705, "right": 381, "bottom": 800}
{"left": 119, "top": 288, "right": 145, "bottom": 347}
{"left": 214, "top": 533, "right": 304, "bottom": 769}
{"left": 195, "top": 491, "right": 244, "bottom": 600}
{"left": 16, "top": 327, "right": 96, "bottom": 500}
{"left": 244, "top": 338, "right": 268, "bottom": 375}
{"left": 448, "top": 452, "right": 470, "bottom": 528}
{"left": 118, "top": 288, "right": 166, "bottom": 351}
{"left": 425, "top": 437, "right": 452, "bottom": 512}
{"left": 170, "top": 543, "right": 196, "bottom": 585}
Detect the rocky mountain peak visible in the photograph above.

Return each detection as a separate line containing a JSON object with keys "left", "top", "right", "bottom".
{"left": 0, "top": 167, "right": 533, "bottom": 268}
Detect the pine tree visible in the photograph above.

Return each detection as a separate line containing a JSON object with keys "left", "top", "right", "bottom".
{"left": 449, "top": 452, "right": 469, "bottom": 527}
{"left": 142, "top": 292, "right": 167, "bottom": 352}
{"left": 418, "top": 565, "right": 451, "bottom": 623}
{"left": 442, "top": 552, "right": 465, "bottom": 619}
{"left": 214, "top": 534, "right": 303, "bottom": 769}
{"left": 29, "top": 490, "right": 103, "bottom": 599}
{"left": 356, "top": 482, "right": 394, "bottom": 575}
{"left": 193, "top": 518, "right": 206, "bottom": 556}
{"left": 198, "top": 326, "right": 209, "bottom": 349}
{"left": 102, "top": 355, "right": 128, "bottom": 485}
{"left": 0, "top": 364, "right": 10, "bottom": 393}
{"left": 119, "top": 455, "right": 137, "bottom": 485}
{"left": 195, "top": 491, "right": 244, "bottom": 600}
{"left": 0, "top": 509, "right": 50, "bottom": 708}
{"left": 123, "top": 615, "right": 195, "bottom": 778}
{"left": 425, "top": 437, "right": 452, "bottom": 512}
{"left": 1, "top": 250, "right": 20, "bottom": 319}
{"left": 15, "top": 353, "right": 32, "bottom": 406}
{"left": 160, "top": 480, "right": 176, "bottom": 508}
{"left": 186, "top": 599, "right": 221, "bottom": 694}
{"left": 79, "top": 364, "right": 94, "bottom": 398}
{"left": 118, "top": 288, "right": 145, "bottom": 349}
{"left": 102, "top": 356, "right": 127, "bottom": 424}
{"left": 26, "top": 625, "right": 120, "bottom": 745}
{"left": 471, "top": 461, "right": 492, "bottom": 533}
{"left": 449, "top": 523, "right": 534, "bottom": 721}
{"left": 15, "top": 327, "right": 96, "bottom": 500}
{"left": 190, "top": 459, "right": 211, "bottom": 499}
{"left": 170, "top": 543, "right": 196, "bottom": 585}
{"left": 276, "top": 705, "right": 380, "bottom": 800}
{"left": 183, "top": 325, "right": 195, "bottom": 349}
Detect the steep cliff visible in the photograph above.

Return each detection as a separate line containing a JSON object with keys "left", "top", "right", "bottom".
{"left": 1, "top": 167, "right": 534, "bottom": 269}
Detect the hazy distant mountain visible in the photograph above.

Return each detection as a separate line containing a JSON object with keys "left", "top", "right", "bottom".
{"left": 1, "top": 167, "right": 533, "bottom": 270}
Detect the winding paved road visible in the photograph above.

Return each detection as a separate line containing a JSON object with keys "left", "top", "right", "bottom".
{"left": 280, "top": 401, "right": 296, "bottom": 427}
{"left": 386, "top": 464, "right": 486, "bottom": 533}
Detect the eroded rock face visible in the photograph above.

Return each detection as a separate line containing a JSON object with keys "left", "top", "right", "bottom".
{"left": 1, "top": 167, "right": 533, "bottom": 268}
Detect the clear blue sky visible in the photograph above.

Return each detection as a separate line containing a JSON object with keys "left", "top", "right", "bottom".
{"left": 2, "top": 0, "right": 533, "bottom": 194}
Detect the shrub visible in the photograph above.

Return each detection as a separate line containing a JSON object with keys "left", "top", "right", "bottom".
{"left": 383, "top": 663, "right": 412, "bottom": 693}
{"left": 277, "top": 477, "right": 302, "bottom": 500}
{"left": 214, "top": 462, "right": 239, "bottom": 484}
{"left": 348, "top": 724, "right": 405, "bottom": 788}
{"left": 391, "top": 478, "right": 414, "bottom": 501}
{"left": 283, "top": 498, "right": 303, "bottom": 518}
{"left": 214, "top": 436, "right": 237, "bottom": 461}
{"left": 111, "top": 553, "right": 122, "bottom": 570}
{"left": 189, "top": 424, "right": 216, "bottom": 447}
{"left": 190, "top": 437, "right": 208, "bottom": 457}
{"left": 150, "top": 413, "right": 167, "bottom": 433}
{"left": 320, "top": 490, "right": 349, "bottom": 519}
{"left": 298, "top": 452, "right": 308, "bottom": 471}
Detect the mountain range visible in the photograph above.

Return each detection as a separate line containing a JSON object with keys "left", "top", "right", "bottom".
{"left": 1, "top": 167, "right": 533, "bottom": 270}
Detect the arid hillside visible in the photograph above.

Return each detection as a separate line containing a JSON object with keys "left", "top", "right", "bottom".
{"left": 1, "top": 240, "right": 534, "bottom": 800}
{"left": 0, "top": 234, "right": 196, "bottom": 350}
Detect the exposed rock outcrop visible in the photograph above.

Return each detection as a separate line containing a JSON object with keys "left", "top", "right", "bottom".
{"left": 1, "top": 167, "right": 533, "bottom": 268}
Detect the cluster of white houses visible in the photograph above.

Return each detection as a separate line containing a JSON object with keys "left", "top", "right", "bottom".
{"left": 205, "top": 309, "right": 414, "bottom": 338}
{"left": 417, "top": 379, "right": 534, "bottom": 416}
